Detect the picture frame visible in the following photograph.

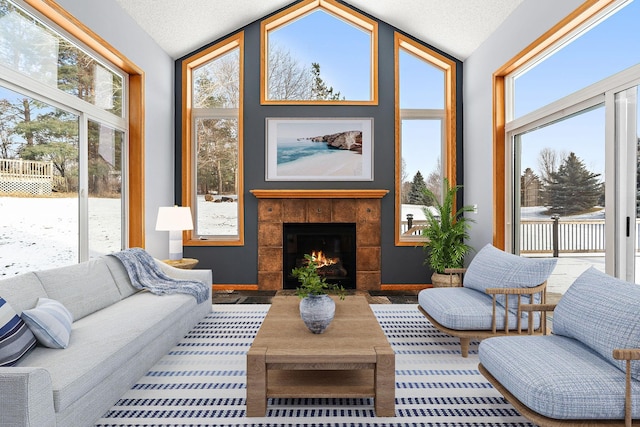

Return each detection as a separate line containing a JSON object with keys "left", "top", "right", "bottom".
{"left": 265, "top": 117, "right": 374, "bottom": 181}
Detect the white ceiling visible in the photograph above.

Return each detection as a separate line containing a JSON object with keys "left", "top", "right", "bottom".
{"left": 114, "top": 0, "right": 524, "bottom": 60}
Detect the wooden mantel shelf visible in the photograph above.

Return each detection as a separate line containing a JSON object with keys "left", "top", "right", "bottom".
{"left": 250, "top": 189, "right": 389, "bottom": 199}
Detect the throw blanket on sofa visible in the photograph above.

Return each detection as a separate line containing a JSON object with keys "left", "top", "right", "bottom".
{"left": 110, "top": 248, "right": 208, "bottom": 304}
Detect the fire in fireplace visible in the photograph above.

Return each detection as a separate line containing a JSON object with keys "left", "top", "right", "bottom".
{"left": 283, "top": 223, "right": 356, "bottom": 289}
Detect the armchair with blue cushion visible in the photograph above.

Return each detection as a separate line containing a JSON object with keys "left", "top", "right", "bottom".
{"left": 417, "top": 244, "right": 557, "bottom": 357}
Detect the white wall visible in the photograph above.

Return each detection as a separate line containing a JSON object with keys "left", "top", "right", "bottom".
{"left": 54, "top": 0, "right": 175, "bottom": 258}
{"left": 462, "top": 0, "right": 584, "bottom": 255}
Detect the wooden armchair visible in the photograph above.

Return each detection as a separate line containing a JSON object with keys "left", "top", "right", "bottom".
{"left": 418, "top": 277, "right": 549, "bottom": 357}
{"left": 481, "top": 303, "right": 640, "bottom": 426}
{"left": 417, "top": 244, "right": 557, "bottom": 357}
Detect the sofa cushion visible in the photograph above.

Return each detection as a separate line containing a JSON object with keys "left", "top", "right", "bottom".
{"left": 101, "top": 254, "right": 138, "bottom": 298}
{"left": 0, "top": 297, "right": 37, "bottom": 366}
{"left": 0, "top": 272, "right": 48, "bottom": 314}
{"left": 479, "top": 335, "right": 640, "bottom": 419}
{"left": 34, "top": 259, "right": 122, "bottom": 321}
{"left": 554, "top": 267, "right": 640, "bottom": 380}
{"left": 17, "top": 291, "right": 199, "bottom": 412}
{"left": 463, "top": 244, "right": 556, "bottom": 312}
{"left": 22, "top": 298, "right": 73, "bottom": 349}
{"left": 418, "top": 287, "right": 538, "bottom": 331}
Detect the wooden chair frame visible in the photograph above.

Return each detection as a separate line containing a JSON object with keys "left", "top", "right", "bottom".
{"left": 479, "top": 303, "right": 640, "bottom": 427}
{"left": 418, "top": 268, "right": 549, "bottom": 357}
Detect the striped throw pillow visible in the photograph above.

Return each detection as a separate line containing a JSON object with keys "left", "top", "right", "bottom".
{"left": 0, "top": 297, "right": 37, "bottom": 366}
{"left": 22, "top": 298, "right": 73, "bottom": 349}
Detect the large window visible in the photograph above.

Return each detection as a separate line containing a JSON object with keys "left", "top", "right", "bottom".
{"left": 182, "top": 33, "right": 244, "bottom": 246}
{"left": 0, "top": 0, "right": 141, "bottom": 275}
{"left": 394, "top": 32, "right": 457, "bottom": 245}
{"left": 261, "top": 0, "right": 378, "bottom": 105}
{"left": 496, "top": 0, "right": 640, "bottom": 288}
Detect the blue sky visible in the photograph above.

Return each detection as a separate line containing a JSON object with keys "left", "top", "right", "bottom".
{"left": 269, "top": 1, "right": 640, "bottom": 187}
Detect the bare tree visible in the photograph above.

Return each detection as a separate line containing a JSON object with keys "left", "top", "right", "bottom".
{"left": 267, "top": 43, "right": 313, "bottom": 100}
{"left": 425, "top": 158, "right": 442, "bottom": 202}
{"left": 537, "top": 147, "right": 565, "bottom": 184}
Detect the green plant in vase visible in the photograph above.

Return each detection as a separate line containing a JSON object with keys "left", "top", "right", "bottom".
{"left": 421, "top": 177, "right": 475, "bottom": 287}
{"left": 291, "top": 253, "right": 345, "bottom": 334}
{"left": 292, "top": 253, "right": 346, "bottom": 299}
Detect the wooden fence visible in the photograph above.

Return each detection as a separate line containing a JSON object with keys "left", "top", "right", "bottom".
{"left": 402, "top": 217, "right": 618, "bottom": 254}
{"left": 0, "top": 158, "right": 62, "bottom": 195}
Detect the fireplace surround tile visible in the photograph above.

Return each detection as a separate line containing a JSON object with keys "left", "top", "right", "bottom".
{"left": 253, "top": 190, "right": 388, "bottom": 291}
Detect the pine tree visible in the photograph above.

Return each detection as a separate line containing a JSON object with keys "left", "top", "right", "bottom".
{"left": 408, "top": 171, "right": 429, "bottom": 205}
{"left": 546, "top": 152, "right": 603, "bottom": 215}
{"left": 310, "top": 63, "right": 343, "bottom": 101}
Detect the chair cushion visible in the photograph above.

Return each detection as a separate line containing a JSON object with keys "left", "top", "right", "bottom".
{"left": 418, "top": 287, "right": 537, "bottom": 331}
{"left": 0, "top": 297, "right": 37, "bottom": 366}
{"left": 479, "top": 335, "right": 639, "bottom": 419}
{"left": 463, "top": 244, "right": 556, "bottom": 312}
{"left": 22, "top": 298, "right": 73, "bottom": 349}
{"left": 554, "top": 267, "right": 640, "bottom": 380}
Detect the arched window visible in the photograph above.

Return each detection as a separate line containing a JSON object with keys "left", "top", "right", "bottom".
{"left": 261, "top": 0, "right": 377, "bottom": 105}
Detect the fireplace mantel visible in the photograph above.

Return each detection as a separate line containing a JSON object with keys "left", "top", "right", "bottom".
{"left": 251, "top": 189, "right": 389, "bottom": 199}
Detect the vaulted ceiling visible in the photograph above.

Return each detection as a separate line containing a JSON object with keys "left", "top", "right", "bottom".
{"left": 114, "top": 0, "right": 524, "bottom": 60}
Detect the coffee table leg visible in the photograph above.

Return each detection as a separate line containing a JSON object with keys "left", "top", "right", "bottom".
{"left": 246, "top": 347, "right": 267, "bottom": 416}
{"left": 374, "top": 346, "right": 395, "bottom": 416}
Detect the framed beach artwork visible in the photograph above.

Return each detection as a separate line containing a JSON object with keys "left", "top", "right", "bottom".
{"left": 265, "top": 118, "right": 374, "bottom": 181}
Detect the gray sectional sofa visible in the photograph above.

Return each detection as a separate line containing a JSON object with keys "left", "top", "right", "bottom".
{"left": 0, "top": 253, "right": 212, "bottom": 427}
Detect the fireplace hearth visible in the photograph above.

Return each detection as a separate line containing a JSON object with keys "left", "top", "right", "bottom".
{"left": 283, "top": 223, "right": 356, "bottom": 289}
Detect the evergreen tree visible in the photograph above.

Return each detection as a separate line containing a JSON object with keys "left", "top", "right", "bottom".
{"left": 310, "top": 63, "right": 343, "bottom": 101}
{"left": 546, "top": 152, "right": 603, "bottom": 215}
{"left": 408, "top": 171, "right": 429, "bottom": 205}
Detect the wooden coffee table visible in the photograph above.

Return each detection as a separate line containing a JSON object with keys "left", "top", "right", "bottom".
{"left": 246, "top": 295, "right": 395, "bottom": 417}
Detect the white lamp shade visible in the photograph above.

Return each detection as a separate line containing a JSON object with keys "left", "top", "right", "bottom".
{"left": 155, "top": 206, "right": 194, "bottom": 231}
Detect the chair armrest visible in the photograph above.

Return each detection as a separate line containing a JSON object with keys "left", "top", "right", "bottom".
{"left": 520, "top": 303, "right": 557, "bottom": 312}
{"left": 612, "top": 348, "right": 640, "bottom": 426}
{"left": 613, "top": 348, "right": 640, "bottom": 360}
{"left": 484, "top": 282, "right": 547, "bottom": 295}
{"left": 0, "top": 367, "right": 55, "bottom": 427}
{"left": 483, "top": 282, "right": 548, "bottom": 334}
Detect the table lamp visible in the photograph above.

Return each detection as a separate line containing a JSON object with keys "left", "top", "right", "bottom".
{"left": 155, "top": 206, "right": 193, "bottom": 260}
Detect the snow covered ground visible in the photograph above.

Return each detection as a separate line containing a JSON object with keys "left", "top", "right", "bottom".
{"left": 0, "top": 196, "right": 238, "bottom": 277}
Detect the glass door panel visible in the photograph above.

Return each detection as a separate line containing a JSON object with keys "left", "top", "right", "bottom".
{"left": 514, "top": 105, "right": 606, "bottom": 295}
{"left": 0, "top": 85, "right": 79, "bottom": 275}
{"left": 87, "top": 120, "right": 123, "bottom": 258}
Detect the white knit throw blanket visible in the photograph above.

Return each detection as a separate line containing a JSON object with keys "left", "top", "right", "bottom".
{"left": 109, "top": 248, "right": 208, "bottom": 304}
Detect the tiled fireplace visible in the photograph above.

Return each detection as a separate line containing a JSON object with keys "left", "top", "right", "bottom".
{"left": 251, "top": 189, "right": 388, "bottom": 291}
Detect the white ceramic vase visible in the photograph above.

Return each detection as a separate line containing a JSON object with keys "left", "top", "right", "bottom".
{"left": 299, "top": 294, "right": 335, "bottom": 334}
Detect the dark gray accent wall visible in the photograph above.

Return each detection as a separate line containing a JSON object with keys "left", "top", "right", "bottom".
{"left": 175, "top": 2, "right": 463, "bottom": 285}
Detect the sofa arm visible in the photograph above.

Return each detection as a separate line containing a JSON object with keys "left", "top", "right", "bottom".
{"left": 0, "top": 367, "right": 55, "bottom": 427}
{"left": 155, "top": 260, "right": 212, "bottom": 284}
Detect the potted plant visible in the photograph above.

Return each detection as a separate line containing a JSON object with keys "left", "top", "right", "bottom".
{"left": 421, "top": 178, "right": 475, "bottom": 287}
{"left": 292, "top": 253, "right": 345, "bottom": 333}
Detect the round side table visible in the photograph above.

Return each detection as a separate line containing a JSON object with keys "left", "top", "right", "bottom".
{"left": 162, "top": 258, "right": 199, "bottom": 269}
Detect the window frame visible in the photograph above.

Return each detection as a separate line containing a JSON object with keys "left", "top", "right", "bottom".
{"left": 7, "top": 0, "right": 144, "bottom": 250}
{"left": 181, "top": 32, "right": 245, "bottom": 246}
{"left": 493, "top": 0, "right": 619, "bottom": 250}
{"left": 394, "top": 32, "right": 457, "bottom": 246}
{"left": 260, "top": 0, "right": 378, "bottom": 105}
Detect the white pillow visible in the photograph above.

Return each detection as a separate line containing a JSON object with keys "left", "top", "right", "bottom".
{"left": 22, "top": 298, "right": 73, "bottom": 349}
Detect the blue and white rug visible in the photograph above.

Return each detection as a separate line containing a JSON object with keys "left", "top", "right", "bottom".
{"left": 95, "top": 304, "right": 533, "bottom": 426}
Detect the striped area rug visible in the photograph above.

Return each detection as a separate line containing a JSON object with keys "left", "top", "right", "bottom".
{"left": 95, "top": 304, "right": 533, "bottom": 426}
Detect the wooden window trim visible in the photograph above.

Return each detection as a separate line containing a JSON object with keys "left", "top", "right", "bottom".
{"left": 492, "top": 0, "right": 616, "bottom": 250}
{"left": 260, "top": 0, "right": 378, "bottom": 105}
{"left": 24, "top": 0, "right": 145, "bottom": 248}
{"left": 394, "top": 32, "right": 457, "bottom": 246}
{"left": 181, "top": 33, "right": 245, "bottom": 246}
